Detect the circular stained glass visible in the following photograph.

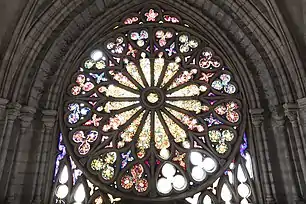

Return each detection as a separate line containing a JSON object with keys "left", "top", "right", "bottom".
{"left": 61, "top": 5, "right": 245, "bottom": 201}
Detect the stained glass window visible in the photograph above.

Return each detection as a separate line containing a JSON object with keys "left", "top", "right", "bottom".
{"left": 53, "top": 5, "right": 256, "bottom": 204}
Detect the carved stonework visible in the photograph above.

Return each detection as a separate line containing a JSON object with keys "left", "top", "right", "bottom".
{"left": 250, "top": 108, "right": 264, "bottom": 127}
{"left": 297, "top": 98, "right": 306, "bottom": 110}
{"left": 0, "top": 98, "right": 9, "bottom": 119}
{"left": 42, "top": 110, "right": 57, "bottom": 129}
{"left": 283, "top": 103, "right": 299, "bottom": 126}
{"left": 20, "top": 106, "right": 36, "bottom": 129}
{"left": 6, "top": 102, "right": 22, "bottom": 121}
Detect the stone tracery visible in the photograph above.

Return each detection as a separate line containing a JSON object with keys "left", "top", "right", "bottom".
{"left": 60, "top": 5, "right": 249, "bottom": 202}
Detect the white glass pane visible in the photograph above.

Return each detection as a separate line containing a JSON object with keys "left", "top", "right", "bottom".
{"left": 73, "top": 184, "right": 86, "bottom": 202}
{"left": 202, "top": 158, "right": 217, "bottom": 173}
{"left": 227, "top": 171, "right": 234, "bottom": 184}
{"left": 238, "top": 183, "right": 251, "bottom": 198}
{"left": 240, "top": 198, "right": 249, "bottom": 204}
{"left": 190, "top": 151, "right": 203, "bottom": 166}
{"left": 237, "top": 164, "right": 247, "bottom": 183}
{"left": 185, "top": 192, "right": 200, "bottom": 204}
{"left": 191, "top": 166, "right": 206, "bottom": 181}
{"left": 59, "top": 166, "right": 69, "bottom": 184}
{"left": 91, "top": 50, "right": 103, "bottom": 61}
{"left": 221, "top": 184, "right": 232, "bottom": 202}
{"left": 157, "top": 177, "right": 172, "bottom": 194}
{"left": 162, "top": 163, "right": 176, "bottom": 178}
{"left": 245, "top": 153, "right": 254, "bottom": 178}
{"left": 56, "top": 184, "right": 69, "bottom": 199}
{"left": 172, "top": 175, "right": 187, "bottom": 191}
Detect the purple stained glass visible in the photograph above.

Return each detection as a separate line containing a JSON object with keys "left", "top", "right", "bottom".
{"left": 89, "top": 73, "right": 107, "bottom": 83}
{"left": 68, "top": 103, "right": 90, "bottom": 124}
{"left": 68, "top": 113, "right": 79, "bottom": 124}
{"left": 154, "top": 45, "right": 158, "bottom": 51}
{"left": 204, "top": 114, "right": 223, "bottom": 127}
{"left": 209, "top": 100, "right": 216, "bottom": 105}
{"left": 121, "top": 150, "right": 134, "bottom": 169}
{"left": 165, "top": 43, "right": 176, "bottom": 56}
{"left": 54, "top": 133, "right": 66, "bottom": 179}
{"left": 240, "top": 133, "right": 248, "bottom": 158}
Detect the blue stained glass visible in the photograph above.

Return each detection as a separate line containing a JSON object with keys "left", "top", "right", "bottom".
{"left": 80, "top": 107, "right": 90, "bottom": 115}
{"left": 240, "top": 133, "right": 248, "bottom": 158}
{"left": 121, "top": 150, "right": 134, "bottom": 169}
{"left": 68, "top": 103, "right": 90, "bottom": 124}
{"left": 89, "top": 73, "right": 107, "bottom": 84}
{"left": 68, "top": 112, "right": 80, "bottom": 124}
{"left": 204, "top": 114, "right": 223, "bottom": 127}
{"left": 54, "top": 133, "right": 66, "bottom": 179}
{"left": 165, "top": 43, "right": 176, "bottom": 56}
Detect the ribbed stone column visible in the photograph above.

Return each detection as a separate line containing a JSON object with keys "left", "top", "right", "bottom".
{"left": 5, "top": 106, "right": 36, "bottom": 203}
{"left": 284, "top": 103, "right": 306, "bottom": 199}
{"left": 272, "top": 110, "right": 303, "bottom": 203}
{"left": 32, "top": 110, "right": 57, "bottom": 204}
{"left": 0, "top": 103, "right": 21, "bottom": 180}
{"left": 297, "top": 97, "right": 306, "bottom": 153}
{"left": 0, "top": 98, "right": 9, "bottom": 147}
{"left": 0, "top": 98, "right": 9, "bottom": 119}
{"left": 250, "top": 108, "right": 276, "bottom": 203}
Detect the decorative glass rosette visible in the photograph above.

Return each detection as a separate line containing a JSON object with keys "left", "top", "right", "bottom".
{"left": 61, "top": 5, "right": 245, "bottom": 201}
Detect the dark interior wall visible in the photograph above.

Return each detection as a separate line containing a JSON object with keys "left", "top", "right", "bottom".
{"left": 275, "top": 0, "right": 306, "bottom": 64}
{"left": 0, "top": 0, "right": 29, "bottom": 60}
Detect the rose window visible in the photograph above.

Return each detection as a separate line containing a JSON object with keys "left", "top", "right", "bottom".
{"left": 61, "top": 6, "right": 245, "bottom": 201}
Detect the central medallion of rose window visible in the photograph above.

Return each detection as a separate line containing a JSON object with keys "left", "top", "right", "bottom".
{"left": 63, "top": 7, "right": 243, "bottom": 201}
{"left": 141, "top": 87, "right": 164, "bottom": 109}
{"left": 99, "top": 54, "right": 209, "bottom": 159}
{"left": 146, "top": 92, "right": 159, "bottom": 103}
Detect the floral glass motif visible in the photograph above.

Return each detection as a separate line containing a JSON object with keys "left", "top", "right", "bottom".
{"left": 67, "top": 103, "right": 90, "bottom": 124}
{"left": 178, "top": 34, "right": 198, "bottom": 53}
{"left": 208, "top": 129, "right": 235, "bottom": 154}
{"left": 121, "top": 164, "right": 148, "bottom": 193}
{"left": 214, "top": 101, "right": 240, "bottom": 123}
{"left": 131, "top": 30, "right": 149, "bottom": 47}
{"left": 61, "top": 5, "right": 246, "bottom": 202}
{"left": 155, "top": 30, "right": 173, "bottom": 47}
{"left": 124, "top": 17, "right": 139, "bottom": 25}
{"left": 121, "top": 150, "right": 134, "bottom": 169}
{"left": 164, "top": 15, "right": 180, "bottom": 23}
{"left": 72, "top": 130, "right": 98, "bottom": 155}
{"left": 71, "top": 74, "right": 95, "bottom": 96}
{"left": 211, "top": 73, "right": 237, "bottom": 94}
{"left": 199, "top": 49, "right": 222, "bottom": 69}
{"left": 91, "top": 152, "right": 117, "bottom": 180}
{"left": 145, "top": 9, "right": 158, "bottom": 21}
{"left": 107, "top": 37, "right": 125, "bottom": 54}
